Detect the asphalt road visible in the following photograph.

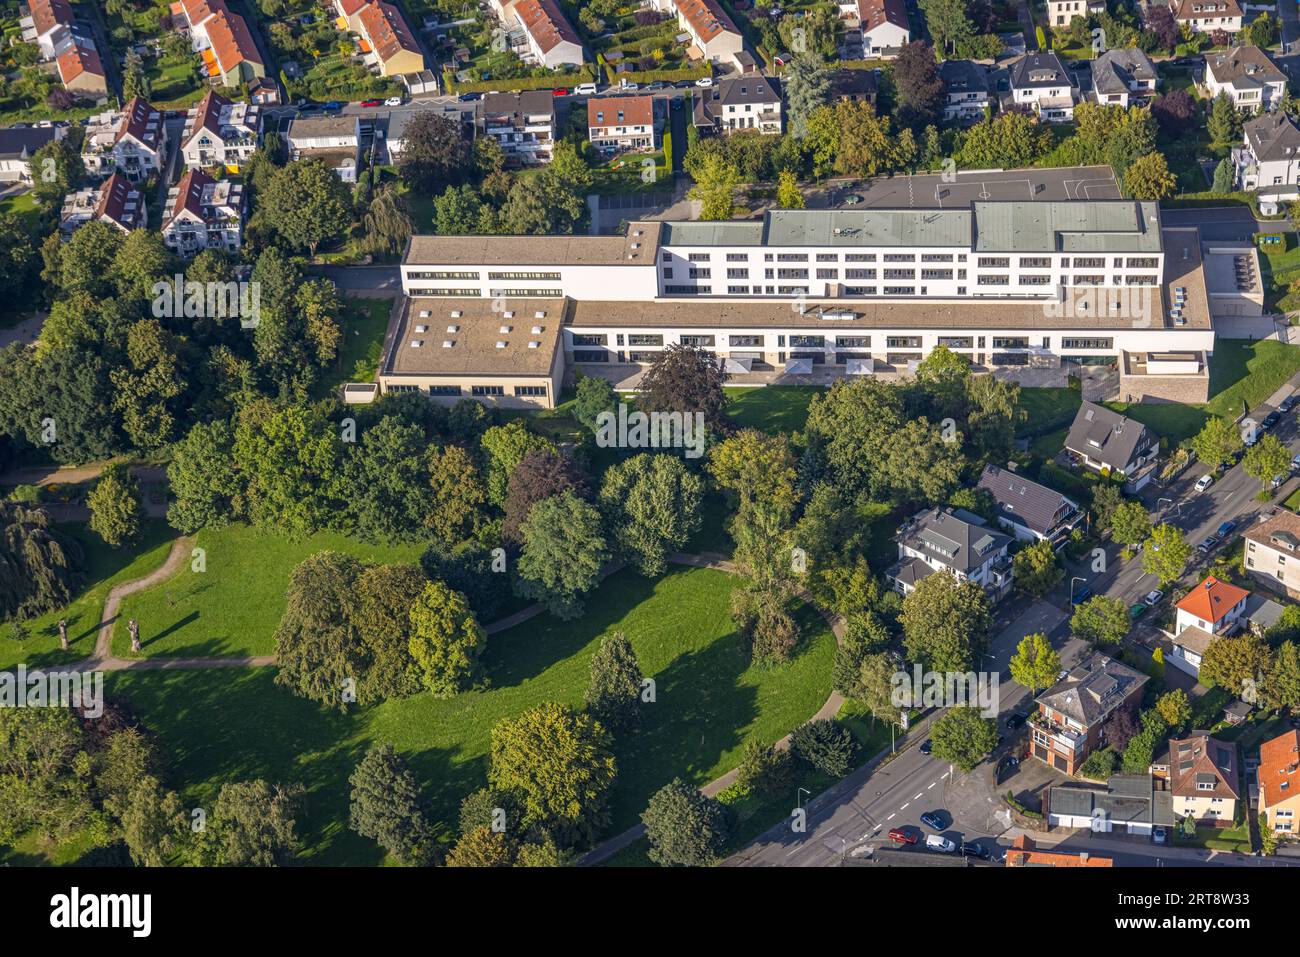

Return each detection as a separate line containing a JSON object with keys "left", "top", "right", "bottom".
{"left": 1161, "top": 206, "right": 1291, "bottom": 242}
{"left": 732, "top": 379, "right": 1300, "bottom": 868}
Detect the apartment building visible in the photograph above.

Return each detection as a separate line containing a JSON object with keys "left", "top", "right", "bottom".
{"left": 170, "top": 0, "right": 266, "bottom": 87}
{"left": 1244, "top": 509, "right": 1300, "bottom": 598}
{"left": 887, "top": 507, "right": 1014, "bottom": 602}
{"left": 1170, "top": 0, "right": 1243, "bottom": 34}
{"left": 1010, "top": 52, "right": 1078, "bottom": 122}
{"left": 180, "top": 90, "right": 261, "bottom": 173}
{"left": 59, "top": 172, "right": 147, "bottom": 235}
{"left": 478, "top": 91, "right": 555, "bottom": 165}
{"left": 1236, "top": 112, "right": 1300, "bottom": 191}
{"left": 1032, "top": 654, "right": 1148, "bottom": 776}
{"left": 286, "top": 114, "right": 361, "bottom": 182}
{"left": 588, "top": 95, "right": 657, "bottom": 151}
{"left": 1205, "top": 46, "right": 1286, "bottom": 111}
{"left": 81, "top": 98, "right": 167, "bottom": 181}
{"left": 1152, "top": 733, "right": 1239, "bottom": 826}
{"left": 1064, "top": 402, "right": 1159, "bottom": 479}
{"left": 0, "top": 123, "right": 65, "bottom": 184}
{"left": 975, "top": 464, "right": 1082, "bottom": 547}
{"left": 692, "top": 75, "right": 782, "bottom": 135}
{"left": 1091, "top": 48, "right": 1158, "bottom": 107}
{"left": 1258, "top": 729, "right": 1300, "bottom": 836}
{"left": 938, "top": 59, "right": 989, "bottom": 123}
{"left": 649, "top": 0, "right": 745, "bottom": 66}
{"left": 1046, "top": 0, "right": 1105, "bottom": 27}
{"left": 160, "top": 168, "right": 245, "bottom": 255}
{"left": 1168, "top": 576, "right": 1250, "bottom": 677}
{"left": 857, "top": 0, "right": 910, "bottom": 60}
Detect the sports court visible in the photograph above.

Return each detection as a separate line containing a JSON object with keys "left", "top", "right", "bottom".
{"left": 828, "top": 165, "right": 1121, "bottom": 209}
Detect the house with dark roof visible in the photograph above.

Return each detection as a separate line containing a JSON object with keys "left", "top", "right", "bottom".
{"left": 830, "top": 68, "right": 877, "bottom": 106}
{"left": 478, "top": 91, "right": 555, "bottom": 165}
{"left": 976, "top": 464, "right": 1082, "bottom": 547}
{"left": 1245, "top": 508, "right": 1300, "bottom": 598}
{"left": 0, "top": 123, "right": 66, "bottom": 184}
{"left": 1047, "top": 774, "right": 1175, "bottom": 836}
{"left": 81, "top": 98, "right": 168, "bottom": 181}
{"left": 160, "top": 168, "right": 245, "bottom": 255}
{"left": 180, "top": 90, "right": 261, "bottom": 173}
{"left": 1091, "top": 48, "right": 1158, "bottom": 108}
{"left": 286, "top": 114, "right": 361, "bottom": 181}
{"left": 1237, "top": 112, "right": 1300, "bottom": 191}
{"left": 1009, "top": 51, "right": 1078, "bottom": 123}
{"left": 1205, "top": 46, "right": 1286, "bottom": 112}
{"left": 886, "top": 506, "right": 1013, "bottom": 602}
{"left": 1032, "top": 654, "right": 1148, "bottom": 775}
{"left": 1151, "top": 733, "right": 1239, "bottom": 826}
{"left": 1170, "top": 0, "right": 1243, "bottom": 35}
{"left": 1064, "top": 401, "right": 1158, "bottom": 480}
{"left": 692, "top": 75, "right": 782, "bottom": 135}
{"left": 939, "top": 60, "right": 989, "bottom": 124}
{"left": 59, "top": 172, "right": 147, "bottom": 235}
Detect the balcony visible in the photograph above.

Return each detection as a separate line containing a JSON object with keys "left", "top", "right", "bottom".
{"left": 1029, "top": 711, "right": 1085, "bottom": 751}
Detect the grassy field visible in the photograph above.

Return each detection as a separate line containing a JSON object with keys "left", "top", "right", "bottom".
{"left": 726, "top": 385, "right": 821, "bottom": 435}
{"left": 1177, "top": 822, "right": 1253, "bottom": 854}
{"left": 0, "top": 521, "right": 174, "bottom": 671}
{"left": 105, "top": 564, "right": 836, "bottom": 863}
{"left": 314, "top": 297, "right": 392, "bottom": 397}
{"left": 110, "top": 524, "right": 425, "bottom": 658}
{"left": 1017, "top": 386, "right": 1082, "bottom": 436}
{"left": 0, "top": 190, "right": 42, "bottom": 230}
{"left": 1258, "top": 233, "right": 1300, "bottom": 313}
{"left": 1205, "top": 339, "right": 1300, "bottom": 418}
{"left": 1102, "top": 400, "right": 1210, "bottom": 447}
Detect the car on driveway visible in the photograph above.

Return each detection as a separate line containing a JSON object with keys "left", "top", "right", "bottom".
{"left": 1218, "top": 520, "right": 1238, "bottom": 537}
{"left": 1263, "top": 411, "right": 1282, "bottom": 430}
{"left": 1005, "top": 711, "right": 1029, "bottom": 730}
{"left": 1195, "top": 474, "right": 1214, "bottom": 492}
{"left": 842, "top": 193, "right": 864, "bottom": 205}
{"left": 919, "top": 738, "right": 932, "bottom": 754}
{"left": 959, "top": 841, "right": 991, "bottom": 861}
{"left": 1130, "top": 602, "right": 1147, "bottom": 618}
{"left": 1198, "top": 535, "right": 1219, "bottom": 553}
{"left": 919, "top": 811, "right": 945, "bottom": 831}
{"left": 888, "top": 827, "right": 918, "bottom": 845}
{"left": 1145, "top": 589, "right": 1164, "bottom": 605}
{"left": 925, "top": 834, "right": 956, "bottom": 853}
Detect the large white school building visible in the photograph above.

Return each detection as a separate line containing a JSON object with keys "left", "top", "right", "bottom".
{"left": 378, "top": 201, "right": 1243, "bottom": 410}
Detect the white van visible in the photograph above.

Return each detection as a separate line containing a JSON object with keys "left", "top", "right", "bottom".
{"left": 924, "top": 834, "right": 955, "bottom": 853}
{"left": 574, "top": 82, "right": 598, "bottom": 95}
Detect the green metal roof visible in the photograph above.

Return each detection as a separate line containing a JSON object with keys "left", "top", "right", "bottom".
{"left": 661, "top": 221, "right": 765, "bottom": 246}
{"left": 765, "top": 209, "right": 972, "bottom": 247}
{"left": 973, "top": 201, "right": 1161, "bottom": 253}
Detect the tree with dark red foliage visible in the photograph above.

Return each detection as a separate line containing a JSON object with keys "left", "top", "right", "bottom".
{"left": 1145, "top": 4, "right": 1179, "bottom": 51}
{"left": 634, "top": 9, "right": 665, "bottom": 25}
{"left": 967, "top": 0, "right": 997, "bottom": 34}
{"left": 1104, "top": 705, "right": 1139, "bottom": 752}
{"left": 892, "top": 40, "right": 946, "bottom": 130}
{"left": 1211, "top": 29, "right": 1230, "bottom": 47}
{"left": 46, "top": 88, "right": 74, "bottom": 111}
{"left": 1151, "top": 89, "right": 1197, "bottom": 138}
{"left": 638, "top": 344, "right": 730, "bottom": 433}
{"left": 501, "top": 448, "right": 589, "bottom": 543}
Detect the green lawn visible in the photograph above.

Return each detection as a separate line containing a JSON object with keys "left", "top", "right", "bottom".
{"left": 105, "top": 564, "right": 836, "bottom": 863}
{"left": 0, "top": 521, "right": 174, "bottom": 671}
{"left": 1017, "top": 386, "right": 1082, "bottom": 437}
{"left": 314, "top": 297, "right": 392, "bottom": 397}
{"left": 1258, "top": 232, "right": 1300, "bottom": 312}
{"left": 726, "top": 385, "right": 821, "bottom": 435}
{"left": 1206, "top": 339, "right": 1300, "bottom": 418}
{"left": 0, "top": 190, "right": 42, "bottom": 230}
{"left": 1102, "top": 401, "right": 1210, "bottom": 447}
{"left": 110, "top": 523, "right": 425, "bottom": 658}
{"left": 1176, "top": 822, "right": 1253, "bottom": 854}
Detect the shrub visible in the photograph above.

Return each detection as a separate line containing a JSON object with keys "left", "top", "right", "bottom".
{"left": 789, "top": 719, "right": 857, "bottom": 778}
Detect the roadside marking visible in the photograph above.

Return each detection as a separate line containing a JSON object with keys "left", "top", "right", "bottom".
{"left": 914, "top": 793, "right": 923, "bottom": 800}
{"left": 927, "top": 781, "right": 937, "bottom": 789}
{"left": 941, "top": 771, "right": 950, "bottom": 780}
{"left": 900, "top": 802, "right": 909, "bottom": 810}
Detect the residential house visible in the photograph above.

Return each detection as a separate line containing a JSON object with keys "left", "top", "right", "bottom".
{"left": 1031, "top": 654, "right": 1148, "bottom": 776}
{"left": 886, "top": 506, "right": 1014, "bottom": 602}
{"left": 0, "top": 123, "right": 66, "bottom": 184}
{"left": 975, "top": 464, "right": 1082, "bottom": 547}
{"left": 692, "top": 75, "right": 782, "bottom": 135}
{"left": 1046, "top": 0, "right": 1105, "bottom": 27}
{"left": 1047, "top": 775, "right": 1175, "bottom": 836}
{"left": 478, "top": 91, "right": 556, "bottom": 165}
{"left": 1258, "top": 729, "right": 1300, "bottom": 837}
{"left": 56, "top": 45, "right": 108, "bottom": 97}
{"left": 939, "top": 59, "right": 989, "bottom": 124}
{"left": 59, "top": 172, "right": 147, "bottom": 235}
{"left": 1168, "top": 575, "right": 1250, "bottom": 677}
{"left": 1091, "top": 48, "right": 1158, "bottom": 107}
{"left": 170, "top": 0, "right": 266, "bottom": 87}
{"left": 830, "top": 68, "right": 877, "bottom": 105}
{"left": 1010, "top": 52, "right": 1078, "bottom": 123}
{"left": 384, "top": 103, "right": 475, "bottom": 162}
{"left": 249, "top": 77, "right": 282, "bottom": 105}
{"left": 1244, "top": 509, "right": 1300, "bottom": 598}
{"left": 286, "top": 114, "right": 361, "bottom": 181}
{"left": 1205, "top": 46, "right": 1286, "bottom": 112}
{"left": 508, "top": 0, "right": 584, "bottom": 70}
{"left": 1151, "top": 733, "right": 1239, "bottom": 826}
{"left": 587, "top": 95, "right": 657, "bottom": 151}
{"left": 1004, "top": 835, "right": 1112, "bottom": 866}
{"left": 160, "top": 167, "right": 245, "bottom": 255}
{"left": 1236, "top": 112, "right": 1300, "bottom": 191}
{"left": 857, "top": 0, "right": 910, "bottom": 60}
{"left": 180, "top": 90, "right": 261, "bottom": 173}
{"left": 23, "top": 0, "right": 107, "bottom": 97}
{"left": 347, "top": 1, "right": 427, "bottom": 76}
{"left": 24, "top": 0, "right": 76, "bottom": 59}
{"left": 81, "top": 98, "right": 168, "bottom": 182}
{"left": 1064, "top": 401, "right": 1159, "bottom": 480}
{"left": 1170, "top": 0, "right": 1244, "bottom": 34}
{"left": 649, "top": 0, "right": 745, "bottom": 66}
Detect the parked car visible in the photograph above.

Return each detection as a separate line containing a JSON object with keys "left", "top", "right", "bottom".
{"left": 1218, "top": 520, "right": 1238, "bottom": 537}
{"left": 1145, "top": 589, "right": 1164, "bottom": 605}
{"left": 919, "top": 738, "right": 932, "bottom": 755}
{"left": 620, "top": 82, "right": 640, "bottom": 91}
{"left": 1263, "top": 411, "right": 1282, "bottom": 430}
{"left": 384, "top": 96, "right": 403, "bottom": 106}
{"left": 1071, "top": 584, "right": 1092, "bottom": 604}
{"left": 1197, "top": 535, "right": 1219, "bottom": 553}
{"left": 1153, "top": 825, "right": 1168, "bottom": 844}
{"left": 959, "top": 841, "right": 991, "bottom": 861}
{"left": 1195, "top": 474, "right": 1213, "bottom": 492}
{"left": 574, "top": 82, "right": 598, "bottom": 95}
{"left": 646, "top": 81, "right": 666, "bottom": 90}
{"left": 842, "top": 193, "right": 864, "bottom": 205}
{"left": 551, "top": 88, "right": 568, "bottom": 97}
{"left": 322, "top": 100, "right": 343, "bottom": 110}
{"left": 1130, "top": 602, "right": 1147, "bottom": 618}
{"left": 1291, "top": 453, "right": 1300, "bottom": 472}
{"left": 694, "top": 76, "right": 714, "bottom": 87}
{"left": 458, "top": 92, "right": 481, "bottom": 101}
{"left": 360, "top": 99, "right": 382, "bottom": 107}
{"left": 925, "top": 834, "right": 956, "bottom": 853}
{"left": 1273, "top": 473, "right": 1287, "bottom": 490}
{"left": 888, "top": 827, "right": 918, "bottom": 845}
{"left": 919, "top": 811, "right": 945, "bottom": 831}
{"left": 1280, "top": 395, "right": 1298, "bottom": 413}
{"left": 1005, "top": 711, "right": 1028, "bottom": 730}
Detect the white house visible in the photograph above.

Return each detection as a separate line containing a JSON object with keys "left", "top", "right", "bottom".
{"left": 0, "top": 123, "right": 66, "bottom": 184}
{"left": 858, "top": 0, "right": 910, "bottom": 60}
{"left": 1064, "top": 402, "right": 1160, "bottom": 479}
{"left": 938, "top": 60, "right": 989, "bottom": 123}
{"left": 692, "top": 75, "right": 782, "bottom": 135}
{"left": 1009, "top": 52, "right": 1078, "bottom": 123}
{"left": 1170, "top": 0, "right": 1243, "bottom": 34}
{"left": 1046, "top": 0, "right": 1105, "bottom": 27}
{"left": 1169, "top": 576, "right": 1250, "bottom": 677}
{"left": 976, "top": 464, "right": 1082, "bottom": 547}
{"left": 477, "top": 91, "right": 556, "bottom": 165}
{"left": 180, "top": 90, "right": 261, "bottom": 173}
{"left": 887, "top": 507, "right": 1014, "bottom": 602}
{"left": 286, "top": 114, "right": 361, "bottom": 182}
{"left": 507, "top": 0, "right": 584, "bottom": 69}
{"left": 81, "top": 98, "right": 167, "bottom": 182}
{"left": 1205, "top": 46, "right": 1287, "bottom": 112}
{"left": 588, "top": 95, "right": 657, "bottom": 150}
{"left": 160, "top": 168, "right": 245, "bottom": 255}
{"left": 649, "top": 0, "right": 745, "bottom": 66}
{"left": 1237, "top": 112, "right": 1300, "bottom": 191}
{"left": 59, "top": 172, "right": 147, "bottom": 235}
{"left": 1091, "top": 48, "right": 1158, "bottom": 108}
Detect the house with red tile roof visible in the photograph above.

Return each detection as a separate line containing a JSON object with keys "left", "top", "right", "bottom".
{"left": 24, "top": 0, "right": 75, "bottom": 59}
{"left": 170, "top": 0, "right": 265, "bottom": 87}
{"left": 512, "top": 0, "right": 583, "bottom": 70}
{"left": 649, "top": 0, "right": 745, "bottom": 66}
{"left": 81, "top": 98, "right": 168, "bottom": 181}
{"left": 1259, "top": 729, "right": 1300, "bottom": 837}
{"left": 60, "top": 172, "right": 147, "bottom": 235}
{"left": 588, "top": 95, "right": 657, "bottom": 150}
{"left": 331, "top": 0, "right": 425, "bottom": 76}
{"left": 852, "top": 0, "right": 911, "bottom": 60}
{"left": 23, "top": 0, "right": 108, "bottom": 97}
{"left": 56, "top": 44, "right": 107, "bottom": 97}
{"left": 1169, "top": 576, "right": 1250, "bottom": 677}
{"left": 1004, "top": 835, "right": 1112, "bottom": 867}
{"left": 161, "top": 168, "right": 246, "bottom": 255}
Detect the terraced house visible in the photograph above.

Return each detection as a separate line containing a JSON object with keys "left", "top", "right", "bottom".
{"left": 23, "top": 0, "right": 107, "bottom": 97}
{"left": 180, "top": 90, "right": 262, "bottom": 173}
{"left": 508, "top": 0, "right": 584, "bottom": 70}
{"left": 170, "top": 0, "right": 266, "bottom": 87}
{"left": 649, "top": 0, "right": 745, "bottom": 66}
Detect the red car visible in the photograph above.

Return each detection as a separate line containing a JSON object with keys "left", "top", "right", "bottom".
{"left": 888, "top": 828, "right": 917, "bottom": 845}
{"left": 360, "top": 99, "right": 382, "bottom": 107}
{"left": 551, "top": 88, "right": 568, "bottom": 97}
